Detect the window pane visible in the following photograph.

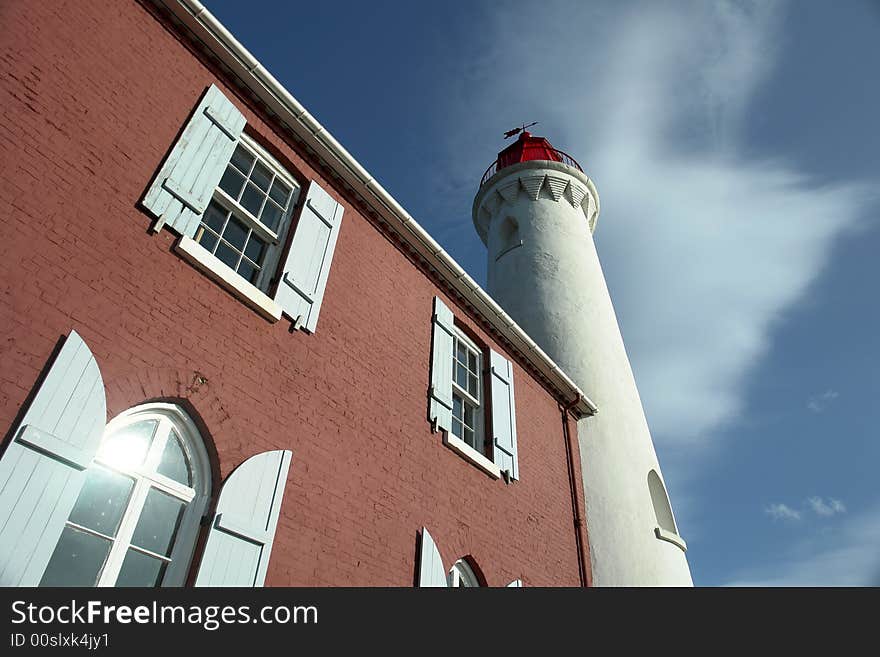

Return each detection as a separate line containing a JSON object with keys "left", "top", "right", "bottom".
{"left": 244, "top": 235, "right": 266, "bottom": 263}
{"left": 195, "top": 226, "right": 219, "bottom": 253}
{"left": 468, "top": 352, "right": 477, "bottom": 373}
{"left": 130, "top": 489, "right": 185, "bottom": 557}
{"left": 39, "top": 526, "right": 112, "bottom": 587}
{"left": 260, "top": 202, "right": 282, "bottom": 232}
{"left": 250, "top": 161, "right": 272, "bottom": 192}
{"left": 464, "top": 403, "right": 476, "bottom": 429}
{"left": 457, "top": 342, "right": 467, "bottom": 365}
{"left": 68, "top": 468, "right": 134, "bottom": 537}
{"left": 219, "top": 166, "right": 246, "bottom": 199}
{"left": 452, "top": 395, "right": 463, "bottom": 420}
{"left": 97, "top": 419, "right": 157, "bottom": 471}
{"left": 240, "top": 183, "right": 265, "bottom": 217}
{"left": 238, "top": 260, "right": 258, "bottom": 284}
{"left": 451, "top": 418, "right": 463, "bottom": 439}
{"left": 464, "top": 427, "right": 476, "bottom": 450}
{"left": 269, "top": 179, "right": 291, "bottom": 206}
{"left": 230, "top": 145, "right": 254, "bottom": 174}
{"left": 157, "top": 430, "right": 191, "bottom": 486}
{"left": 215, "top": 241, "right": 240, "bottom": 270}
{"left": 468, "top": 374, "right": 478, "bottom": 398}
{"left": 455, "top": 365, "right": 468, "bottom": 390}
{"left": 203, "top": 202, "right": 227, "bottom": 233}
{"left": 223, "top": 216, "right": 248, "bottom": 250}
{"left": 116, "top": 549, "right": 167, "bottom": 587}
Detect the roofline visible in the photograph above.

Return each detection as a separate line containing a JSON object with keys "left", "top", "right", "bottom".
{"left": 154, "top": 0, "right": 598, "bottom": 418}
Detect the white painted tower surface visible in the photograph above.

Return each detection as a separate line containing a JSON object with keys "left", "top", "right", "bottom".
{"left": 473, "top": 131, "right": 693, "bottom": 586}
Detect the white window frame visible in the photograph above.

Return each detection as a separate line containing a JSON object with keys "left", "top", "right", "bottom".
{"left": 447, "top": 559, "right": 481, "bottom": 587}
{"left": 444, "top": 328, "right": 501, "bottom": 479}
{"left": 45, "top": 403, "right": 212, "bottom": 587}
{"left": 176, "top": 134, "right": 301, "bottom": 322}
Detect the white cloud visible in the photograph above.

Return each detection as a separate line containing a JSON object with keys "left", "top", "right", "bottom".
{"left": 729, "top": 503, "right": 880, "bottom": 586}
{"left": 808, "top": 497, "right": 846, "bottom": 517}
{"left": 764, "top": 497, "right": 846, "bottom": 522}
{"left": 807, "top": 390, "right": 839, "bottom": 413}
{"left": 765, "top": 503, "right": 802, "bottom": 521}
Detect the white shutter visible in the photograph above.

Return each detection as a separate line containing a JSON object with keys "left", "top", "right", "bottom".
{"left": 273, "top": 180, "right": 343, "bottom": 333}
{"left": 0, "top": 331, "right": 106, "bottom": 586}
{"left": 489, "top": 349, "right": 519, "bottom": 480}
{"left": 506, "top": 579, "right": 523, "bottom": 587}
{"left": 428, "top": 297, "right": 455, "bottom": 433}
{"left": 194, "top": 450, "right": 292, "bottom": 587}
{"left": 418, "top": 527, "right": 448, "bottom": 587}
{"left": 142, "top": 84, "right": 246, "bottom": 237}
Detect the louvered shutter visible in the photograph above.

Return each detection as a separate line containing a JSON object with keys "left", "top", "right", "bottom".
{"left": 418, "top": 527, "right": 448, "bottom": 587}
{"left": 0, "top": 331, "right": 106, "bottom": 586}
{"left": 489, "top": 349, "right": 519, "bottom": 480}
{"left": 142, "top": 84, "right": 246, "bottom": 237}
{"left": 273, "top": 180, "right": 343, "bottom": 333}
{"left": 428, "top": 297, "right": 455, "bottom": 433}
{"left": 194, "top": 450, "right": 292, "bottom": 587}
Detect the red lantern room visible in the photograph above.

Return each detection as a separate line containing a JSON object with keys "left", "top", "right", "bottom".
{"left": 480, "top": 130, "right": 583, "bottom": 187}
{"left": 498, "top": 131, "right": 562, "bottom": 169}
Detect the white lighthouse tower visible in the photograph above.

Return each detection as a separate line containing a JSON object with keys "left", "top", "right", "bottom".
{"left": 473, "top": 130, "right": 693, "bottom": 586}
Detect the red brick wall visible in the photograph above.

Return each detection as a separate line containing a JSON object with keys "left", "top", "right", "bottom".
{"left": 0, "top": 0, "right": 585, "bottom": 586}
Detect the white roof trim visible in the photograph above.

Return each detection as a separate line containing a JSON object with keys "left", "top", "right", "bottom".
{"left": 155, "top": 0, "right": 597, "bottom": 418}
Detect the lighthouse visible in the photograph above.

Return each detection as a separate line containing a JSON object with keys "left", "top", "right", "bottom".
{"left": 473, "top": 131, "right": 693, "bottom": 586}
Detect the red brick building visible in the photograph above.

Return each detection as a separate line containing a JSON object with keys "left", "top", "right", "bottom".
{"left": 0, "top": 0, "right": 597, "bottom": 587}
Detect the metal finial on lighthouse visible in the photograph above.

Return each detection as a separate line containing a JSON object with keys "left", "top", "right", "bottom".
{"left": 503, "top": 121, "right": 538, "bottom": 139}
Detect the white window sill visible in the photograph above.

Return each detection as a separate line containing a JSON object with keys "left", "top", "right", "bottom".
{"left": 443, "top": 433, "right": 501, "bottom": 479}
{"left": 654, "top": 526, "right": 687, "bottom": 552}
{"left": 175, "top": 236, "right": 283, "bottom": 322}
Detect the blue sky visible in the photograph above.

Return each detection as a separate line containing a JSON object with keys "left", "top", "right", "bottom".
{"left": 202, "top": 0, "right": 880, "bottom": 585}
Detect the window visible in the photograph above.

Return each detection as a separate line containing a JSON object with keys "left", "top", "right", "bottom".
{"left": 0, "top": 329, "right": 294, "bottom": 587}
{"left": 446, "top": 326, "right": 498, "bottom": 476}
{"left": 495, "top": 216, "right": 522, "bottom": 261}
{"left": 141, "top": 83, "right": 344, "bottom": 331}
{"left": 648, "top": 469, "right": 687, "bottom": 551}
{"left": 39, "top": 404, "right": 211, "bottom": 587}
{"left": 194, "top": 137, "right": 299, "bottom": 291}
{"left": 448, "top": 559, "right": 481, "bottom": 587}
{"left": 451, "top": 330, "right": 486, "bottom": 456}
{"left": 429, "top": 296, "right": 520, "bottom": 481}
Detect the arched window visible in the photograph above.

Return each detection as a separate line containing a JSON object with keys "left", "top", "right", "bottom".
{"left": 495, "top": 216, "right": 522, "bottom": 261}
{"left": 647, "top": 469, "right": 677, "bottom": 535}
{"left": 447, "top": 558, "right": 481, "bottom": 587}
{"left": 500, "top": 216, "right": 519, "bottom": 249}
{"left": 39, "top": 403, "right": 211, "bottom": 587}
